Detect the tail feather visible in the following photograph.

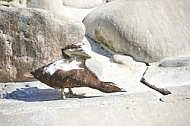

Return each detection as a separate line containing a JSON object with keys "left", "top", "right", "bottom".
{"left": 98, "top": 82, "right": 126, "bottom": 93}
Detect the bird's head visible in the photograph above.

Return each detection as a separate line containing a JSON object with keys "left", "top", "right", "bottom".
{"left": 62, "top": 43, "right": 91, "bottom": 59}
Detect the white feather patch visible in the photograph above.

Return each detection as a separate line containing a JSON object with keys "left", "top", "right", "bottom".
{"left": 45, "top": 58, "right": 83, "bottom": 75}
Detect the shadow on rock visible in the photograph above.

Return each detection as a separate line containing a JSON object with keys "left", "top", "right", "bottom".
{"left": 87, "top": 37, "right": 112, "bottom": 58}
{"left": 4, "top": 87, "right": 101, "bottom": 102}
{"left": 4, "top": 87, "right": 61, "bottom": 102}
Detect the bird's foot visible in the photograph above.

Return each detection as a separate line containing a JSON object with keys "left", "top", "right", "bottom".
{"left": 66, "top": 92, "right": 86, "bottom": 98}
{"left": 59, "top": 93, "right": 67, "bottom": 100}
{"left": 59, "top": 88, "right": 67, "bottom": 100}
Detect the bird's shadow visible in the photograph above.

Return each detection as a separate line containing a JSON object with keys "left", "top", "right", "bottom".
{"left": 4, "top": 87, "right": 101, "bottom": 102}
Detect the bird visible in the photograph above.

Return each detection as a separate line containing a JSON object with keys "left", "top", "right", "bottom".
{"left": 24, "top": 43, "right": 126, "bottom": 99}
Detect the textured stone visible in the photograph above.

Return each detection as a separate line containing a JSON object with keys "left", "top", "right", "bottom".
{"left": 27, "top": 0, "right": 66, "bottom": 16}
{"left": 86, "top": 59, "right": 103, "bottom": 78}
{"left": 27, "top": 0, "right": 95, "bottom": 21}
{"left": 83, "top": 0, "right": 190, "bottom": 63}
{"left": 0, "top": 7, "right": 85, "bottom": 82}
{"left": 111, "top": 54, "right": 134, "bottom": 66}
{"left": 159, "top": 55, "right": 190, "bottom": 67}
{"left": 168, "top": 85, "right": 190, "bottom": 95}
{"left": 0, "top": 84, "right": 190, "bottom": 126}
{"left": 81, "top": 37, "right": 161, "bottom": 96}
{"left": 0, "top": 0, "right": 27, "bottom": 7}
{"left": 143, "top": 63, "right": 190, "bottom": 92}
{"left": 160, "top": 93, "right": 190, "bottom": 103}
{"left": 62, "top": 0, "right": 107, "bottom": 9}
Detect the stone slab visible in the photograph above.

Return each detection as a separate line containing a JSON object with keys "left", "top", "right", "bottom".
{"left": 144, "top": 63, "right": 190, "bottom": 88}
{"left": 0, "top": 91, "right": 189, "bottom": 126}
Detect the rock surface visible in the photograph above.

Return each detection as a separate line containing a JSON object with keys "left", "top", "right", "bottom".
{"left": 27, "top": 0, "right": 67, "bottom": 16}
{"left": 80, "top": 37, "right": 161, "bottom": 96}
{"left": 0, "top": 0, "right": 27, "bottom": 7}
{"left": 27, "top": 0, "right": 95, "bottom": 21}
{"left": 0, "top": 7, "right": 85, "bottom": 82}
{"left": 86, "top": 59, "right": 103, "bottom": 78}
{"left": 160, "top": 93, "right": 190, "bottom": 103}
{"left": 143, "top": 63, "right": 190, "bottom": 94}
{"left": 111, "top": 54, "right": 134, "bottom": 66}
{"left": 0, "top": 82, "right": 190, "bottom": 126}
{"left": 0, "top": 1, "right": 190, "bottom": 125}
{"left": 159, "top": 55, "right": 190, "bottom": 67}
{"left": 62, "top": 0, "right": 107, "bottom": 9}
{"left": 83, "top": 0, "right": 190, "bottom": 63}
{"left": 0, "top": 33, "right": 190, "bottom": 126}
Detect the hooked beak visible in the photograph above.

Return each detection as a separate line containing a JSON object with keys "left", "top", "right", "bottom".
{"left": 64, "top": 49, "right": 91, "bottom": 59}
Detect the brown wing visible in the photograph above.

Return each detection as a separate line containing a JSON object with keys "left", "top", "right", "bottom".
{"left": 30, "top": 48, "right": 125, "bottom": 93}
{"left": 49, "top": 67, "right": 126, "bottom": 93}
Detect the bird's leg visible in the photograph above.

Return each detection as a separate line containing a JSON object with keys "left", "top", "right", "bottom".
{"left": 66, "top": 87, "right": 86, "bottom": 98}
{"left": 65, "top": 88, "right": 75, "bottom": 98}
{"left": 68, "top": 88, "right": 74, "bottom": 96}
{"left": 59, "top": 88, "right": 66, "bottom": 100}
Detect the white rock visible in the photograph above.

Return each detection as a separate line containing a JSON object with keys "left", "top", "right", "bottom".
{"left": 143, "top": 63, "right": 190, "bottom": 91}
{"left": 1, "top": 89, "right": 190, "bottom": 126}
{"left": 83, "top": 0, "right": 190, "bottom": 63}
{"left": 27, "top": 0, "right": 68, "bottom": 16}
{"left": 62, "top": 0, "right": 107, "bottom": 9}
{"left": 0, "top": 0, "right": 27, "bottom": 7}
{"left": 81, "top": 37, "right": 161, "bottom": 96}
{"left": 111, "top": 54, "right": 134, "bottom": 66}
{"left": 160, "top": 93, "right": 190, "bottom": 103}
{"left": 86, "top": 59, "right": 103, "bottom": 78}
{"left": 27, "top": 0, "right": 95, "bottom": 21}
{"left": 159, "top": 55, "right": 190, "bottom": 67}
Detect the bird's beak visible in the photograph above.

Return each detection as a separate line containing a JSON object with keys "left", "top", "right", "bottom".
{"left": 64, "top": 49, "right": 91, "bottom": 59}
{"left": 72, "top": 51, "right": 91, "bottom": 59}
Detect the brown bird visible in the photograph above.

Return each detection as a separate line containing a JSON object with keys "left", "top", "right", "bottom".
{"left": 26, "top": 43, "right": 126, "bottom": 99}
